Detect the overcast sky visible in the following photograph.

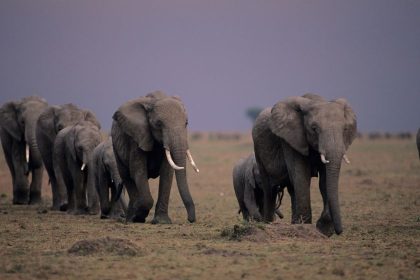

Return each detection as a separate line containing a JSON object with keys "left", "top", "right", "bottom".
{"left": 1, "top": 0, "right": 419, "bottom": 132}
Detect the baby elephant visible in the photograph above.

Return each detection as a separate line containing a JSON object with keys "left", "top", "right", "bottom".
{"left": 92, "top": 137, "right": 127, "bottom": 219}
{"left": 233, "top": 154, "right": 283, "bottom": 221}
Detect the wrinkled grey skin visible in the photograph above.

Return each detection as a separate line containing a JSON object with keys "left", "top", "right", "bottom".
{"left": 0, "top": 96, "right": 48, "bottom": 204}
{"left": 233, "top": 153, "right": 283, "bottom": 221}
{"left": 53, "top": 122, "right": 102, "bottom": 214}
{"left": 417, "top": 129, "right": 420, "bottom": 159}
{"left": 36, "top": 104, "right": 101, "bottom": 210}
{"left": 111, "top": 91, "right": 196, "bottom": 224}
{"left": 92, "top": 137, "right": 127, "bottom": 219}
{"left": 252, "top": 94, "right": 357, "bottom": 236}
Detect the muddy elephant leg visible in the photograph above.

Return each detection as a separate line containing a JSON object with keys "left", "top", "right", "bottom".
{"left": 29, "top": 166, "right": 44, "bottom": 204}
{"left": 152, "top": 159, "right": 174, "bottom": 224}
{"left": 316, "top": 166, "right": 335, "bottom": 237}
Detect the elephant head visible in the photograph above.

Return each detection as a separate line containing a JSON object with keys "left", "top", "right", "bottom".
{"left": 269, "top": 94, "right": 357, "bottom": 234}
{"left": 112, "top": 91, "right": 199, "bottom": 222}
{"left": 0, "top": 96, "right": 48, "bottom": 165}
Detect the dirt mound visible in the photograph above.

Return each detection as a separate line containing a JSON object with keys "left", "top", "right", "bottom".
{"left": 68, "top": 237, "right": 142, "bottom": 256}
{"left": 221, "top": 223, "right": 327, "bottom": 242}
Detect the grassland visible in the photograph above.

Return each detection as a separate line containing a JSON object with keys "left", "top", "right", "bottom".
{"left": 0, "top": 134, "right": 419, "bottom": 279}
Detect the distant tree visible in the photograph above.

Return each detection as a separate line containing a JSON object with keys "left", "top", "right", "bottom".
{"left": 246, "top": 107, "right": 263, "bottom": 124}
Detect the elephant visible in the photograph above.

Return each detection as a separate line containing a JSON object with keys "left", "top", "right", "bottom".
{"left": 233, "top": 153, "right": 283, "bottom": 221}
{"left": 92, "top": 137, "right": 128, "bottom": 219}
{"left": 36, "top": 103, "right": 101, "bottom": 210}
{"left": 252, "top": 93, "right": 357, "bottom": 236}
{"left": 416, "top": 128, "right": 420, "bottom": 159}
{"left": 0, "top": 96, "right": 48, "bottom": 204}
{"left": 53, "top": 122, "right": 102, "bottom": 214}
{"left": 111, "top": 91, "right": 199, "bottom": 224}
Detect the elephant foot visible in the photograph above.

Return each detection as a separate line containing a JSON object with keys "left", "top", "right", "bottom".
{"left": 316, "top": 217, "right": 335, "bottom": 237}
{"left": 13, "top": 190, "right": 29, "bottom": 205}
{"left": 151, "top": 213, "right": 172, "bottom": 224}
{"left": 59, "top": 203, "right": 68, "bottom": 212}
{"left": 127, "top": 207, "right": 150, "bottom": 223}
{"left": 29, "top": 192, "right": 42, "bottom": 205}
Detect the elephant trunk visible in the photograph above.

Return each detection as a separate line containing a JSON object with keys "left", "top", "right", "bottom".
{"left": 167, "top": 131, "right": 195, "bottom": 223}
{"left": 325, "top": 156, "right": 343, "bottom": 235}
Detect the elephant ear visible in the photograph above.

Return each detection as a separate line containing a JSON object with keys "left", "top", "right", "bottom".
{"left": 112, "top": 97, "right": 154, "bottom": 152}
{"left": 269, "top": 97, "right": 311, "bottom": 156}
{"left": 84, "top": 110, "right": 101, "bottom": 129}
{"left": 37, "top": 106, "right": 60, "bottom": 140}
{"left": 0, "top": 101, "right": 22, "bottom": 141}
{"left": 333, "top": 98, "right": 357, "bottom": 150}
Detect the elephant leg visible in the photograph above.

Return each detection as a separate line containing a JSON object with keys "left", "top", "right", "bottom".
{"left": 283, "top": 144, "right": 312, "bottom": 224}
{"left": 97, "top": 172, "right": 111, "bottom": 219}
{"left": 109, "top": 182, "right": 125, "bottom": 219}
{"left": 0, "top": 131, "right": 16, "bottom": 192}
{"left": 72, "top": 170, "right": 88, "bottom": 215}
{"left": 11, "top": 140, "right": 29, "bottom": 204}
{"left": 29, "top": 166, "right": 44, "bottom": 204}
{"left": 259, "top": 168, "right": 276, "bottom": 222}
{"left": 152, "top": 159, "right": 174, "bottom": 224}
{"left": 316, "top": 166, "right": 335, "bottom": 237}
{"left": 62, "top": 171, "right": 76, "bottom": 213}
{"left": 46, "top": 149, "right": 67, "bottom": 210}
{"left": 287, "top": 184, "right": 297, "bottom": 222}
{"left": 244, "top": 186, "right": 262, "bottom": 221}
{"left": 132, "top": 173, "right": 153, "bottom": 223}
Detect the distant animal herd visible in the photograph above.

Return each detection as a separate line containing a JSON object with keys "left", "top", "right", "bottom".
{"left": 1, "top": 92, "right": 418, "bottom": 237}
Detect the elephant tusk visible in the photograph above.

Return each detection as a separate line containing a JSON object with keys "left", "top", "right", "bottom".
{"left": 81, "top": 163, "right": 86, "bottom": 171}
{"left": 320, "top": 154, "right": 330, "bottom": 164}
{"left": 165, "top": 149, "right": 184, "bottom": 170}
{"left": 25, "top": 145, "right": 30, "bottom": 163}
{"left": 343, "top": 154, "right": 350, "bottom": 164}
{"left": 186, "top": 149, "right": 199, "bottom": 173}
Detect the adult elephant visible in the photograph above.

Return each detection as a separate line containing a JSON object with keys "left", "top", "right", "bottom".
{"left": 53, "top": 122, "right": 102, "bottom": 214}
{"left": 36, "top": 103, "right": 101, "bottom": 210}
{"left": 252, "top": 94, "right": 357, "bottom": 236}
{"left": 0, "top": 96, "right": 48, "bottom": 204}
{"left": 92, "top": 137, "right": 127, "bottom": 219}
{"left": 111, "top": 91, "right": 199, "bottom": 224}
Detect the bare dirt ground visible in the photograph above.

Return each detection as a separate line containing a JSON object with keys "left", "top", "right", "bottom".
{"left": 0, "top": 134, "right": 419, "bottom": 279}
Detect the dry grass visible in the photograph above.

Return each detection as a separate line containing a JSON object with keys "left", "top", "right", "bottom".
{"left": 0, "top": 135, "right": 419, "bottom": 279}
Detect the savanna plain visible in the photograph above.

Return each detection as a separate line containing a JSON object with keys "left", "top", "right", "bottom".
{"left": 0, "top": 134, "right": 419, "bottom": 280}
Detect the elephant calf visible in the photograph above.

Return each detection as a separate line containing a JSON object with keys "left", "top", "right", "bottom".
{"left": 233, "top": 154, "right": 283, "bottom": 221}
{"left": 53, "top": 122, "right": 102, "bottom": 214}
{"left": 92, "top": 137, "right": 127, "bottom": 219}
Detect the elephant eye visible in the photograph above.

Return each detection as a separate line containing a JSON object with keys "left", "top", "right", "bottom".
{"left": 57, "top": 124, "right": 64, "bottom": 131}
{"left": 311, "top": 124, "right": 319, "bottom": 133}
{"left": 185, "top": 119, "right": 188, "bottom": 127}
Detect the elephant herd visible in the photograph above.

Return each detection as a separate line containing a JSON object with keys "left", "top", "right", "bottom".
{"left": 0, "top": 92, "right": 357, "bottom": 237}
